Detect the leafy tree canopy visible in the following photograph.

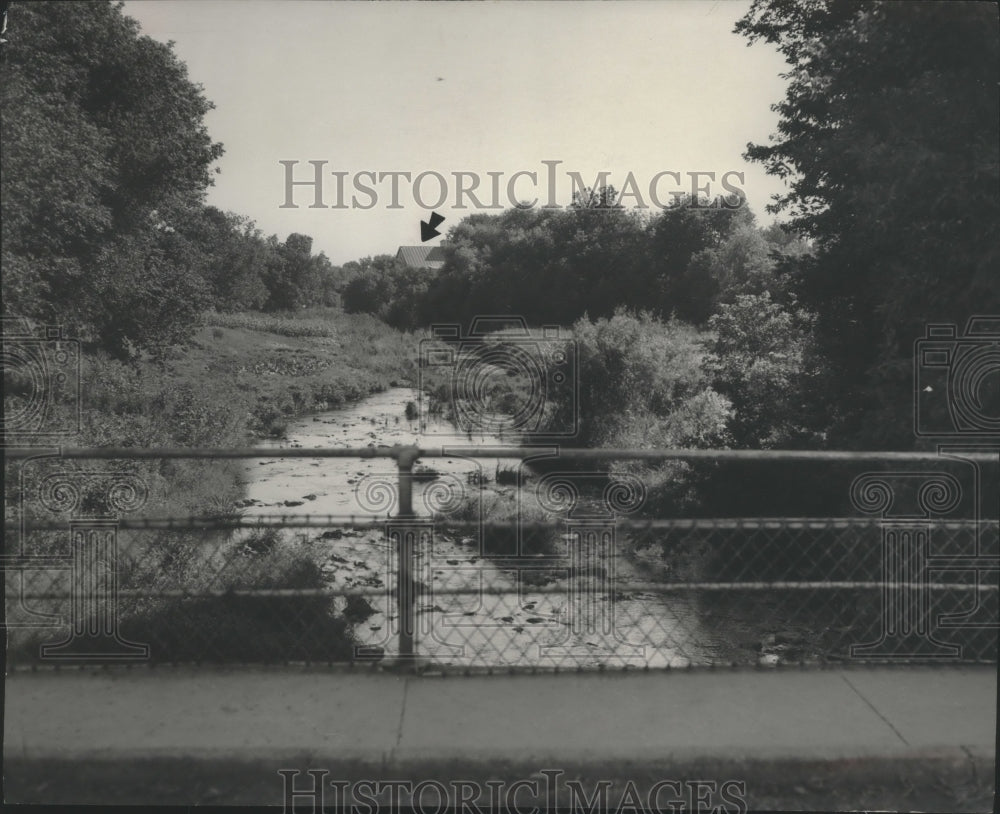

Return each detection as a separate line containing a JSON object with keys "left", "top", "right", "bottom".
{"left": 736, "top": 0, "right": 1000, "bottom": 447}
{"left": 2, "top": 1, "right": 224, "bottom": 355}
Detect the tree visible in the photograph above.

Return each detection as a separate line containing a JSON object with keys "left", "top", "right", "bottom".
{"left": 175, "top": 207, "right": 269, "bottom": 312}
{"left": 313, "top": 253, "right": 342, "bottom": 308}
{"left": 736, "top": 0, "right": 1000, "bottom": 447}
{"left": 571, "top": 310, "right": 731, "bottom": 449}
{"left": 86, "top": 225, "right": 212, "bottom": 359}
{"left": 383, "top": 267, "right": 431, "bottom": 330}
{"left": 569, "top": 184, "right": 624, "bottom": 210}
{"left": 411, "top": 197, "right": 651, "bottom": 328}
{"left": 707, "top": 293, "right": 817, "bottom": 448}
{"left": 1, "top": 1, "right": 223, "bottom": 355}
{"left": 340, "top": 255, "right": 405, "bottom": 318}
{"left": 646, "top": 197, "right": 755, "bottom": 324}
{"left": 261, "top": 233, "right": 328, "bottom": 311}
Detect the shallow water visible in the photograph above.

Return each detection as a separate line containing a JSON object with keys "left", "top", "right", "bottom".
{"left": 242, "top": 388, "right": 520, "bottom": 519}
{"left": 242, "top": 388, "right": 718, "bottom": 667}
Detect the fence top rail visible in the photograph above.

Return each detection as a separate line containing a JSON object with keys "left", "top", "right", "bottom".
{"left": 4, "top": 445, "right": 998, "bottom": 462}
{"left": 5, "top": 515, "right": 998, "bottom": 533}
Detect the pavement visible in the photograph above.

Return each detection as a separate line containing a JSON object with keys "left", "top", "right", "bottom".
{"left": 4, "top": 663, "right": 997, "bottom": 808}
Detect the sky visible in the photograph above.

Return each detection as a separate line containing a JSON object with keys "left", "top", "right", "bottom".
{"left": 123, "top": 0, "right": 792, "bottom": 265}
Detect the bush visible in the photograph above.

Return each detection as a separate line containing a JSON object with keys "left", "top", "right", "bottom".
{"left": 116, "top": 594, "right": 356, "bottom": 663}
{"left": 119, "top": 533, "right": 357, "bottom": 663}
{"left": 543, "top": 310, "right": 733, "bottom": 517}
{"left": 438, "top": 488, "right": 558, "bottom": 559}
{"left": 705, "top": 293, "right": 817, "bottom": 448}
{"left": 495, "top": 464, "right": 519, "bottom": 486}
{"left": 567, "top": 310, "right": 731, "bottom": 449}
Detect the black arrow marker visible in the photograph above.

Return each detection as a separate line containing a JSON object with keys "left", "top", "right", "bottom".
{"left": 420, "top": 211, "right": 445, "bottom": 242}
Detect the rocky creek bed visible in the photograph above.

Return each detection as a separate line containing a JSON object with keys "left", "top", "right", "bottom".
{"left": 241, "top": 388, "right": 815, "bottom": 668}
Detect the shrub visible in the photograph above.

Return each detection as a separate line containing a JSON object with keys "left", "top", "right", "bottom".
{"left": 116, "top": 594, "right": 356, "bottom": 663}
{"left": 437, "top": 489, "right": 558, "bottom": 559}
{"left": 495, "top": 464, "right": 519, "bottom": 486}
{"left": 118, "top": 534, "right": 357, "bottom": 663}
{"left": 565, "top": 309, "right": 730, "bottom": 449}
{"left": 545, "top": 310, "right": 733, "bottom": 517}
{"left": 705, "top": 292, "right": 817, "bottom": 448}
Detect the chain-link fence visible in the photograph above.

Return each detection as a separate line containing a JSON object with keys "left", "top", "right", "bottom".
{"left": 4, "top": 446, "right": 998, "bottom": 671}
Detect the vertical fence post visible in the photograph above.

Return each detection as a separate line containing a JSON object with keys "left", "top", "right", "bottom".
{"left": 395, "top": 447, "right": 419, "bottom": 663}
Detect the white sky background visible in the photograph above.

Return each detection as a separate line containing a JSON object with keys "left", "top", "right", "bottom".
{"left": 124, "top": 0, "right": 792, "bottom": 265}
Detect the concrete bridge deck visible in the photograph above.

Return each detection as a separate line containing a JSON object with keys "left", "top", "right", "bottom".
{"left": 4, "top": 663, "right": 996, "bottom": 809}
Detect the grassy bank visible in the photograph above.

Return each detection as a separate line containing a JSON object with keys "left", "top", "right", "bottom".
{"left": 5, "top": 307, "right": 421, "bottom": 664}
{"left": 198, "top": 307, "right": 419, "bottom": 436}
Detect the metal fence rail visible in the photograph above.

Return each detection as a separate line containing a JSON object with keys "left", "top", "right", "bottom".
{"left": 6, "top": 515, "right": 993, "bottom": 532}
{"left": 4, "top": 446, "right": 998, "bottom": 671}
{"left": 6, "top": 445, "right": 999, "bottom": 460}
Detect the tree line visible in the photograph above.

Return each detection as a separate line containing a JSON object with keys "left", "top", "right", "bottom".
{"left": 344, "top": 0, "right": 1000, "bottom": 450}
{"left": 1, "top": 1, "right": 345, "bottom": 358}
{"left": 343, "top": 193, "right": 807, "bottom": 329}
{"left": 3, "top": 1, "right": 997, "bottom": 451}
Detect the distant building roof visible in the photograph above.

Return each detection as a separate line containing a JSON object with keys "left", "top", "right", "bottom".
{"left": 396, "top": 245, "right": 446, "bottom": 269}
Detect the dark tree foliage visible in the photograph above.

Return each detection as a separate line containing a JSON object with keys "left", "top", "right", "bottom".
{"left": 1, "top": 2, "right": 341, "bottom": 351}
{"left": 336, "top": 190, "right": 796, "bottom": 340}
{"left": 262, "top": 233, "right": 322, "bottom": 312}
{"left": 647, "top": 199, "right": 757, "bottom": 323}
{"left": 341, "top": 255, "right": 415, "bottom": 326}
{"left": 404, "top": 197, "right": 764, "bottom": 330}
{"left": 736, "top": 0, "right": 1000, "bottom": 448}
{"left": 1, "top": 1, "right": 224, "bottom": 356}
{"left": 182, "top": 207, "right": 270, "bottom": 312}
